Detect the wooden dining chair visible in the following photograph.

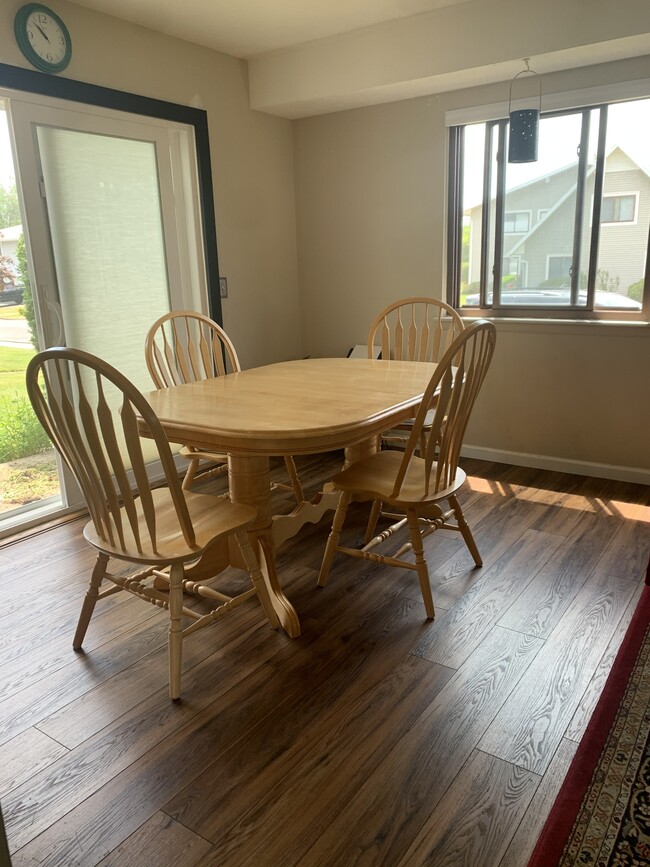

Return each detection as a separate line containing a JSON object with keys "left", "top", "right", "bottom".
{"left": 318, "top": 319, "right": 496, "bottom": 620}
{"left": 367, "top": 297, "right": 465, "bottom": 452}
{"left": 145, "top": 310, "right": 304, "bottom": 502}
{"left": 26, "top": 346, "right": 279, "bottom": 700}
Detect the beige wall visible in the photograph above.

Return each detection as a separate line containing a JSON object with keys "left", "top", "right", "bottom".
{"left": 0, "top": 0, "right": 302, "bottom": 369}
{"left": 1, "top": 2, "right": 648, "bottom": 478}
{"left": 294, "top": 57, "right": 650, "bottom": 476}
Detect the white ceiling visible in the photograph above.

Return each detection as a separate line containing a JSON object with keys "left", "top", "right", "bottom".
{"left": 69, "top": 0, "right": 650, "bottom": 118}
{"left": 70, "top": 0, "right": 470, "bottom": 58}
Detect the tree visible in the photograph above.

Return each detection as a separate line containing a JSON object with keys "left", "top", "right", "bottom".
{"left": 0, "top": 182, "right": 21, "bottom": 229}
{"left": 0, "top": 253, "right": 15, "bottom": 285}
{"left": 16, "top": 234, "right": 39, "bottom": 350}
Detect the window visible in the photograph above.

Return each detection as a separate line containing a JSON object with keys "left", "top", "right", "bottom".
{"left": 601, "top": 193, "right": 637, "bottom": 224}
{"left": 504, "top": 212, "right": 530, "bottom": 233}
{"left": 0, "top": 62, "right": 221, "bottom": 536}
{"left": 547, "top": 256, "right": 573, "bottom": 282}
{"left": 447, "top": 95, "right": 650, "bottom": 319}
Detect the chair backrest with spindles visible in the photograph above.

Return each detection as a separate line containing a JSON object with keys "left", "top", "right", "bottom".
{"left": 367, "top": 297, "right": 464, "bottom": 364}
{"left": 145, "top": 310, "right": 240, "bottom": 389}
{"left": 26, "top": 347, "right": 196, "bottom": 556}
{"left": 391, "top": 320, "right": 496, "bottom": 500}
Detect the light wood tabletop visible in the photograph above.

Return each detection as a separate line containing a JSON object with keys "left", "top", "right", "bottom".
{"left": 142, "top": 357, "right": 437, "bottom": 636}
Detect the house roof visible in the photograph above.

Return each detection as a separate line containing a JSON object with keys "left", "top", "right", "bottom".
{"left": 506, "top": 145, "right": 649, "bottom": 254}
{"left": 464, "top": 143, "right": 650, "bottom": 217}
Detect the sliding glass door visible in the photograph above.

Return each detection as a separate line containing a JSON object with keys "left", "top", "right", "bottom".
{"left": 1, "top": 90, "right": 211, "bottom": 535}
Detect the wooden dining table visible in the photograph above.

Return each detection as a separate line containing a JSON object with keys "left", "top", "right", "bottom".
{"left": 142, "top": 356, "right": 437, "bottom": 637}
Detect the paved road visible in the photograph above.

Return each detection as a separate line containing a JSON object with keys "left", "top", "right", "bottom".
{"left": 0, "top": 316, "right": 31, "bottom": 348}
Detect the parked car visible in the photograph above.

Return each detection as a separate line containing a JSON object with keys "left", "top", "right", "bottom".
{"left": 0, "top": 285, "right": 24, "bottom": 306}
{"left": 464, "top": 288, "right": 642, "bottom": 310}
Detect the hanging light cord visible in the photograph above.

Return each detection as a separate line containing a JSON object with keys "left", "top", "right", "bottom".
{"left": 508, "top": 58, "right": 542, "bottom": 115}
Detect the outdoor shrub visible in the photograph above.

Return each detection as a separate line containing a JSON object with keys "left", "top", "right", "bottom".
{"left": 628, "top": 279, "right": 644, "bottom": 303}
{"left": 0, "top": 392, "right": 51, "bottom": 462}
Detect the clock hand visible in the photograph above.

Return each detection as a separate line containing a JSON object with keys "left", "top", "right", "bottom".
{"left": 35, "top": 23, "right": 51, "bottom": 43}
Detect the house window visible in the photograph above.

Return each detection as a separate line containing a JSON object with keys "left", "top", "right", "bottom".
{"left": 504, "top": 212, "right": 530, "bottom": 233}
{"left": 601, "top": 193, "right": 637, "bottom": 224}
{"left": 547, "top": 256, "right": 573, "bottom": 282}
{"left": 447, "top": 95, "right": 650, "bottom": 319}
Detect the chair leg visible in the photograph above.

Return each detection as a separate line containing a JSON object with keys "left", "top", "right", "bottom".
{"left": 182, "top": 458, "right": 200, "bottom": 491}
{"left": 73, "top": 552, "right": 109, "bottom": 649}
{"left": 235, "top": 529, "right": 280, "bottom": 630}
{"left": 283, "top": 455, "right": 304, "bottom": 504}
{"left": 168, "top": 562, "right": 184, "bottom": 701}
{"left": 318, "top": 491, "right": 351, "bottom": 587}
{"left": 364, "top": 498, "right": 383, "bottom": 544}
{"left": 448, "top": 494, "right": 482, "bottom": 567}
{"left": 406, "top": 509, "right": 435, "bottom": 620}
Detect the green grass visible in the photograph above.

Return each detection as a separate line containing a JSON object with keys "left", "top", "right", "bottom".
{"left": 0, "top": 345, "right": 34, "bottom": 374}
{"left": 0, "top": 345, "right": 35, "bottom": 399}
{"left": 0, "top": 344, "right": 50, "bottom": 462}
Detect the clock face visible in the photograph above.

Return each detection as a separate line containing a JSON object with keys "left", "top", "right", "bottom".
{"left": 14, "top": 4, "right": 72, "bottom": 74}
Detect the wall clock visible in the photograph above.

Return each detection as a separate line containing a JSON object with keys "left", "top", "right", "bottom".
{"left": 14, "top": 4, "right": 72, "bottom": 74}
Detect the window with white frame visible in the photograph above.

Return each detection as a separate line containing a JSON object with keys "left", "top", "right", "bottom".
{"left": 504, "top": 211, "right": 530, "bottom": 233}
{"left": 601, "top": 193, "right": 637, "bottom": 224}
{"left": 447, "top": 94, "right": 650, "bottom": 319}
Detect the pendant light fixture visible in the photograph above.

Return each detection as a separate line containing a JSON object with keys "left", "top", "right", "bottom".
{"left": 508, "top": 58, "right": 542, "bottom": 163}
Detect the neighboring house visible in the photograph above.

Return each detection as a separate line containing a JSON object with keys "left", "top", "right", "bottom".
{"left": 465, "top": 146, "right": 649, "bottom": 295}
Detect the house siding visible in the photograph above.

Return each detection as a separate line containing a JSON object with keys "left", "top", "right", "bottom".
{"left": 465, "top": 146, "right": 649, "bottom": 296}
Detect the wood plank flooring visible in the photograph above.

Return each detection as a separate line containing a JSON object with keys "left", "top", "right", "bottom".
{"left": 1, "top": 453, "right": 649, "bottom": 867}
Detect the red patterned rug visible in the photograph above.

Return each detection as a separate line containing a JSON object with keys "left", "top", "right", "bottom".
{"left": 527, "top": 560, "right": 650, "bottom": 867}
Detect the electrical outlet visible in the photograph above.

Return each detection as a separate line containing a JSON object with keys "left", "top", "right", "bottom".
{"left": 219, "top": 277, "right": 228, "bottom": 298}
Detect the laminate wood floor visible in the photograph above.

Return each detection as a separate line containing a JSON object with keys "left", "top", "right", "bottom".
{"left": 1, "top": 454, "right": 649, "bottom": 867}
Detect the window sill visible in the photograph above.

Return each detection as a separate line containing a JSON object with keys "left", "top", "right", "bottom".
{"left": 459, "top": 314, "right": 650, "bottom": 337}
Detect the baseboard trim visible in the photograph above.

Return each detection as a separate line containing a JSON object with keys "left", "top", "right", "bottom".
{"left": 462, "top": 445, "right": 650, "bottom": 486}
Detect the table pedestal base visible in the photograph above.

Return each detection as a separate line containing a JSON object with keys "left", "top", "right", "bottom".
{"left": 183, "top": 438, "right": 380, "bottom": 639}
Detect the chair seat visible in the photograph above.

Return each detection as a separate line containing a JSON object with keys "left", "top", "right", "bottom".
{"left": 331, "top": 450, "right": 466, "bottom": 507}
{"left": 83, "top": 487, "right": 257, "bottom": 564}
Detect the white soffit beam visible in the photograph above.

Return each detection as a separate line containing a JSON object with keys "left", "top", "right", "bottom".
{"left": 248, "top": 0, "right": 650, "bottom": 118}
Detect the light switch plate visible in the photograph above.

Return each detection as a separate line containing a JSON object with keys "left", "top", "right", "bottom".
{"left": 219, "top": 277, "right": 228, "bottom": 298}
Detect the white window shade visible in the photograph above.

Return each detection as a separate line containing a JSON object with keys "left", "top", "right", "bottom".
{"left": 37, "top": 126, "right": 171, "bottom": 391}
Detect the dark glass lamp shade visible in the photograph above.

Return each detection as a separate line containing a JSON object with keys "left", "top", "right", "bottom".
{"left": 508, "top": 109, "right": 539, "bottom": 163}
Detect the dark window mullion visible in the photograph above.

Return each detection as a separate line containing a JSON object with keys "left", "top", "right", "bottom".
{"left": 491, "top": 121, "right": 507, "bottom": 307}
{"left": 570, "top": 110, "right": 591, "bottom": 305}
{"left": 587, "top": 105, "right": 608, "bottom": 307}
{"left": 479, "top": 122, "right": 494, "bottom": 307}
{"left": 446, "top": 125, "right": 464, "bottom": 306}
